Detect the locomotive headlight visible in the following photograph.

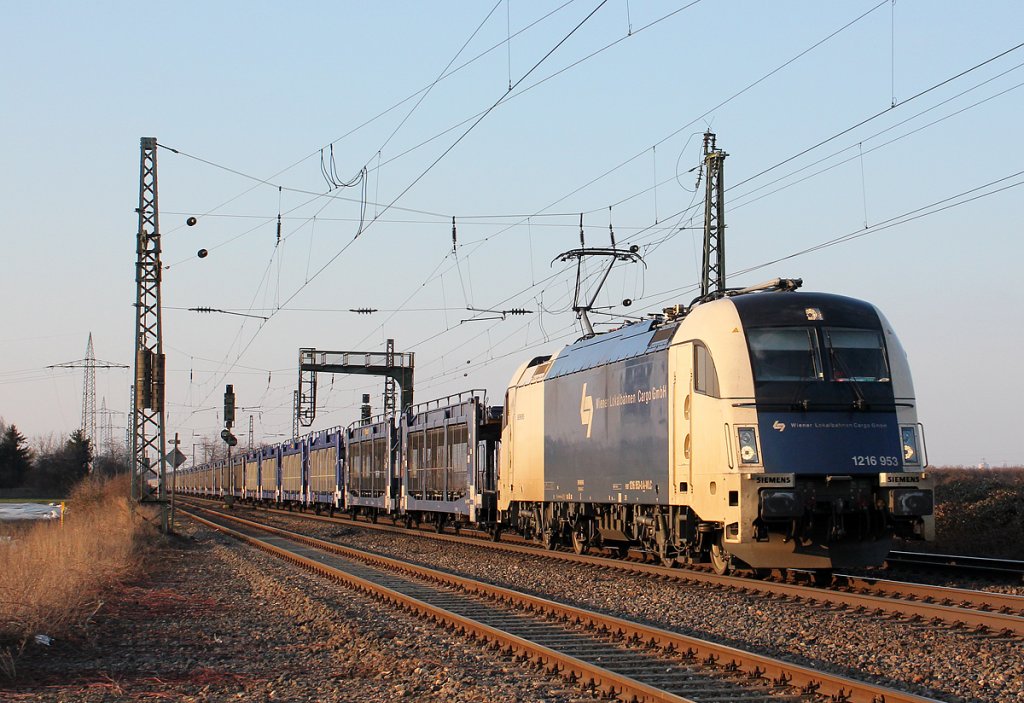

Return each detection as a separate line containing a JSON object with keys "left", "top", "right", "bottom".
{"left": 901, "top": 425, "right": 920, "bottom": 465}
{"left": 737, "top": 427, "right": 760, "bottom": 464}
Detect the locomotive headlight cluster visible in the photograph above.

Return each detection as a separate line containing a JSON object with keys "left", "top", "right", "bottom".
{"left": 900, "top": 425, "right": 922, "bottom": 466}
{"left": 737, "top": 427, "right": 760, "bottom": 464}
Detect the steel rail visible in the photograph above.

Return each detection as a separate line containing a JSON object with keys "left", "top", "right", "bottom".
{"left": 184, "top": 509, "right": 701, "bottom": 703}
{"left": 179, "top": 497, "right": 1024, "bottom": 636}
{"left": 183, "top": 505, "right": 944, "bottom": 703}
{"left": 887, "top": 550, "right": 1024, "bottom": 576}
{"left": 832, "top": 573, "right": 1024, "bottom": 616}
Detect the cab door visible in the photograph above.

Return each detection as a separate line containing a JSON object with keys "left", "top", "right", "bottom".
{"left": 670, "top": 343, "right": 693, "bottom": 503}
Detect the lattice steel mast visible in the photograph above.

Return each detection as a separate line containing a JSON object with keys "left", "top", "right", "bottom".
{"left": 130, "top": 137, "right": 170, "bottom": 532}
{"left": 700, "top": 131, "right": 727, "bottom": 297}
{"left": 48, "top": 332, "right": 127, "bottom": 458}
{"left": 383, "top": 338, "right": 397, "bottom": 417}
{"left": 97, "top": 397, "right": 124, "bottom": 457}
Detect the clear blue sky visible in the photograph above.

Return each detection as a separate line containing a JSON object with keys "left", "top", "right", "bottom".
{"left": 2, "top": 1, "right": 1022, "bottom": 467}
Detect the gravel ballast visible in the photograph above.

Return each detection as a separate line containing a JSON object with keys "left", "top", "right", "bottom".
{"left": 255, "top": 511, "right": 1024, "bottom": 703}
{"left": 2, "top": 520, "right": 589, "bottom": 702}
{"left": 6, "top": 508, "right": 1021, "bottom": 702}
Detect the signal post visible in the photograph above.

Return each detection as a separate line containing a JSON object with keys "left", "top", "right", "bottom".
{"left": 222, "top": 385, "right": 238, "bottom": 504}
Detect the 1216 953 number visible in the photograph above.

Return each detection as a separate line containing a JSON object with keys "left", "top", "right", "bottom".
{"left": 851, "top": 455, "right": 899, "bottom": 467}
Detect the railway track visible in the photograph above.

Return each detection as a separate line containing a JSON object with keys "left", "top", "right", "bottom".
{"left": 177, "top": 497, "right": 1024, "bottom": 638}
{"left": 885, "top": 550, "right": 1024, "bottom": 578}
{"left": 181, "top": 503, "right": 944, "bottom": 703}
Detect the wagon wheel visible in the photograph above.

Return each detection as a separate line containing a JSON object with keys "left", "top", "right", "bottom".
{"left": 403, "top": 514, "right": 414, "bottom": 530}
{"left": 543, "top": 527, "right": 559, "bottom": 551}
{"left": 709, "top": 538, "right": 732, "bottom": 576}
{"left": 571, "top": 522, "right": 589, "bottom": 556}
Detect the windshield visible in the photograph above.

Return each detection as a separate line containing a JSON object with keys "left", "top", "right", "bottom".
{"left": 747, "top": 328, "right": 822, "bottom": 382}
{"left": 826, "top": 328, "right": 890, "bottom": 382}
{"left": 747, "top": 326, "right": 890, "bottom": 383}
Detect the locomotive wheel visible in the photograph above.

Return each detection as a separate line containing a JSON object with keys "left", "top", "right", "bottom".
{"left": 571, "top": 523, "right": 589, "bottom": 555}
{"left": 709, "top": 540, "right": 731, "bottom": 575}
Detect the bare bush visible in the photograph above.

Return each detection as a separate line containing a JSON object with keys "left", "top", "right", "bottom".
{"left": 0, "top": 474, "right": 152, "bottom": 674}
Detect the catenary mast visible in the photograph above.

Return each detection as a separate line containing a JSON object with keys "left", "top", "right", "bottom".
{"left": 130, "top": 137, "right": 170, "bottom": 532}
{"left": 700, "top": 132, "right": 727, "bottom": 297}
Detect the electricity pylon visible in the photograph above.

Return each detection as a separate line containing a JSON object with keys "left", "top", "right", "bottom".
{"left": 48, "top": 332, "right": 127, "bottom": 465}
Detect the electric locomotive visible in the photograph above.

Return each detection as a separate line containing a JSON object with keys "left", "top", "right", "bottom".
{"left": 498, "top": 279, "right": 933, "bottom": 573}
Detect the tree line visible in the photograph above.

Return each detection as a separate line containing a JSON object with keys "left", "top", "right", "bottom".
{"left": 0, "top": 419, "right": 129, "bottom": 497}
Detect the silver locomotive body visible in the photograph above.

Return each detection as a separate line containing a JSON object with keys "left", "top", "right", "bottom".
{"left": 499, "top": 290, "right": 933, "bottom": 571}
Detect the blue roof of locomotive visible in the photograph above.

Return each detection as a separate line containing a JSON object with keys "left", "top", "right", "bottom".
{"left": 546, "top": 320, "right": 662, "bottom": 379}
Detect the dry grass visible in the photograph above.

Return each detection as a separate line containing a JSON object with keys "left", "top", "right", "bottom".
{"left": 0, "top": 474, "right": 155, "bottom": 676}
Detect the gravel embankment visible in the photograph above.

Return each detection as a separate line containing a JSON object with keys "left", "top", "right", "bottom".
{"left": 1, "top": 520, "right": 590, "bottom": 703}
{"left": 255, "top": 511, "right": 1023, "bottom": 703}
{"left": 925, "top": 468, "right": 1024, "bottom": 560}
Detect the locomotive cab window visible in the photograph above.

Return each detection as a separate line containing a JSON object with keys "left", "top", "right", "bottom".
{"left": 747, "top": 328, "right": 823, "bottom": 382}
{"left": 824, "top": 328, "right": 890, "bottom": 382}
{"left": 694, "top": 343, "right": 720, "bottom": 397}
